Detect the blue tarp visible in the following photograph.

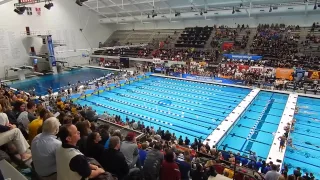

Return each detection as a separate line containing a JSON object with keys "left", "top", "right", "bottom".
{"left": 223, "top": 54, "right": 263, "bottom": 61}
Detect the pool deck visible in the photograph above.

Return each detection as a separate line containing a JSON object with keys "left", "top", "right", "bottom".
{"left": 205, "top": 88, "right": 261, "bottom": 147}
{"left": 266, "top": 94, "right": 298, "bottom": 168}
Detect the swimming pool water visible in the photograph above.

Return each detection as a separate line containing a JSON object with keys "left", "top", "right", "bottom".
{"left": 75, "top": 76, "right": 250, "bottom": 143}
{"left": 218, "top": 92, "right": 288, "bottom": 159}
{"left": 283, "top": 97, "right": 320, "bottom": 179}
{"left": 9, "top": 68, "right": 111, "bottom": 95}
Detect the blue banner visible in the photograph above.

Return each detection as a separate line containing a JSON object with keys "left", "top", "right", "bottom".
{"left": 47, "top": 36, "right": 56, "bottom": 67}
{"left": 170, "top": 73, "right": 245, "bottom": 85}
{"left": 223, "top": 54, "right": 262, "bottom": 61}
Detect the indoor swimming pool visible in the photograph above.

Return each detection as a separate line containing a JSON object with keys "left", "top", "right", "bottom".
{"left": 283, "top": 96, "right": 320, "bottom": 179}
{"left": 9, "top": 68, "right": 111, "bottom": 95}
{"left": 75, "top": 76, "right": 250, "bottom": 143}
{"left": 218, "top": 92, "right": 288, "bottom": 159}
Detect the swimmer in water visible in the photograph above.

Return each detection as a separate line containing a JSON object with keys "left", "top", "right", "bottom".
{"left": 299, "top": 105, "right": 309, "bottom": 109}
{"left": 278, "top": 135, "right": 286, "bottom": 152}
{"left": 287, "top": 138, "right": 296, "bottom": 149}
{"left": 311, "top": 118, "right": 320, "bottom": 122}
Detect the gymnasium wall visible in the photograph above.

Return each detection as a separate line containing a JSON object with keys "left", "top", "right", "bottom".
{"left": 114, "top": 14, "right": 320, "bottom": 30}
{"left": 0, "top": 0, "right": 115, "bottom": 79}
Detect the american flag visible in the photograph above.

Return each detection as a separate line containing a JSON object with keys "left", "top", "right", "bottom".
{"left": 35, "top": 7, "right": 41, "bottom": 15}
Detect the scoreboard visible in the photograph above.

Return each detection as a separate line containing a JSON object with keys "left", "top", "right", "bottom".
{"left": 18, "top": 0, "right": 41, "bottom": 4}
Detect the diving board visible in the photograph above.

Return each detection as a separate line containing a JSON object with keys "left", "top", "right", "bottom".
{"left": 205, "top": 89, "right": 260, "bottom": 147}
{"left": 266, "top": 93, "right": 298, "bottom": 168}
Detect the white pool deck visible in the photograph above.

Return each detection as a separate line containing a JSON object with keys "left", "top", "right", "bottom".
{"left": 266, "top": 94, "right": 298, "bottom": 167}
{"left": 205, "top": 89, "right": 261, "bottom": 147}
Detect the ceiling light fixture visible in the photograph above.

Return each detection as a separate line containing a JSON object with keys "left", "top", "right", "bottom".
{"left": 14, "top": 6, "right": 26, "bottom": 15}
{"left": 44, "top": 0, "right": 53, "bottom": 10}
{"left": 75, "top": 0, "right": 88, "bottom": 6}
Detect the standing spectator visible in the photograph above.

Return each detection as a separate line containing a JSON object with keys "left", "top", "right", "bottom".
{"left": 143, "top": 142, "right": 164, "bottom": 180}
{"left": 191, "top": 163, "right": 205, "bottom": 180}
{"left": 293, "top": 167, "right": 302, "bottom": 178}
{"left": 31, "top": 117, "right": 61, "bottom": 180}
{"left": 185, "top": 137, "right": 190, "bottom": 146}
{"left": 100, "top": 136, "right": 129, "bottom": 180}
{"left": 178, "top": 136, "right": 183, "bottom": 145}
{"left": 264, "top": 164, "right": 281, "bottom": 180}
{"left": 139, "top": 142, "right": 148, "bottom": 166}
{"left": 160, "top": 150, "right": 181, "bottom": 180}
{"left": 176, "top": 152, "right": 191, "bottom": 180}
{"left": 56, "top": 124, "right": 105, "bottom": 180}
{"left": 120, "top": 132, "right": 139, "bottom": 168}
{"left": 86, "top": 132, "right": 104, "bottom": 162}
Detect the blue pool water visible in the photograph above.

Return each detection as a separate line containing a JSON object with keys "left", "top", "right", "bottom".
{"left": 283, "top": 97, "right": 320, "bottom": 179}
{"left": 218, "top": 92, "right": 288, "bottom": 159}
{"left": 9, "top": 68, "right": 111, "bottom": 95}
{"left": 75, "top": 76, "right": 250, "bottom": 142}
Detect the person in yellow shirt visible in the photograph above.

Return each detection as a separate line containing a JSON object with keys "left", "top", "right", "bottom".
{"left": 28, "top": 109, "right": 51, "bottom": 142}
{"left": 56, "top": 98, "right": 65, "bottom": 110}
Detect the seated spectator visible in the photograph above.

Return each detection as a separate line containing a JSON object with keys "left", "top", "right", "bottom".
{"left": 160, "top": 150, "right": 181, "bottom": 180}
{"left": 143, "top": 142, "right": 164, "bottom": 180}
{"left": 75, "top": 121, "right": 90, "bottom": 155}
{"left": 28, "top": 109, "right": 52, "bottom": 142}
{"left": 85, "top": 107, "right": 98, "bottom": 122}
{"left": 294, "top": 167, "right": 302, "bottom": 178}
{"left": 0, "top": 104, "right": 9, "bottom": 126}
{"left": 185, "top": 137, "right": 190, "bottom": 146}
{"left": 100, "top": 136, "right": 129, "bottom": 180}
{"left": 86, "top": 132, "right": 104, "bottom": 162}
{"left": 265, "top": 164, "right": 281, "bottom": 180}
{"left": 26, "top": 101, "right": 37, "bottom": 122}
{"left": 0, "top": 97, "right": 17, "bottom": 124}
{"left": 31, "top": 117, "right": 61, "bottom": 180}
{"left": 120, "top": 132, "right": 139, "bottom": 168}
{"left": 15, "top": 101, "right": 29, "bottom": 137}
{"left": 56, "top": 124, "right": 105, "bottom": 180}
{"left": 97, "top": 124, "right": 109, "bottom": 146}
{"left": 0, "top": 121, "right": 31, "bottom": 161}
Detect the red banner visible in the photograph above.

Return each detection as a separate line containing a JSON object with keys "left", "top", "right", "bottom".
{"left": 308, "top": 70, "right": 320, "bottom": 79}
{"left": 222, "top": 42, "right": 234, "bottom": 51}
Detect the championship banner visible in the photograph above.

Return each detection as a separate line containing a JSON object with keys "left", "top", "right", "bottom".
{"left": 307, "top": 70, "right": 320, "bottom": 79}
{"left": 275, "top": 68, "right": 294, "bottom": 80}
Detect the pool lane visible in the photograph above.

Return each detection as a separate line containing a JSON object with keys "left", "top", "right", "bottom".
{"left": 218, "top": 92, "right": 288, "bottom": 159}
{"left": 75, "top": 76, "right": 249, "bottom": 143}
{"left": 283, "top": 97, "right": 320, "bottom": 179}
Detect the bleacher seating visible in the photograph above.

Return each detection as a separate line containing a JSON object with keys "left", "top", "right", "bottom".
{"left": 175, "top": 26, "right": 213, "bottom": 48}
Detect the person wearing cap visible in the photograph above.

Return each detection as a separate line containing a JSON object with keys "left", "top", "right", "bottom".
{"left": 120, "top": 132, "right": 140, "bottom": 168}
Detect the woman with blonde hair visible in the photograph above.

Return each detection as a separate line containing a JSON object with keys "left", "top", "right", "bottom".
{"left": 0, "top": 104, "right": 9, "bottom": 126}
{"left": 0, "top": 97, "right": 16, "bottom": 125}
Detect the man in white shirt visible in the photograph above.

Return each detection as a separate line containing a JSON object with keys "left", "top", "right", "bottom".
{"left": 31, "top": 117, "right": 61, "bottom": 180}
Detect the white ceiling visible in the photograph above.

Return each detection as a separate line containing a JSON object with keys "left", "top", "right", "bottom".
{"left": 82, "top": 0, "right": 320, "bottom": 23}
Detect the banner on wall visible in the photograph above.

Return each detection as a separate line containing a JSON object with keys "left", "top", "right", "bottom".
{"left": 222, "top": 42, "right": 234, "bottom": 51}
{"left": 275, "top": 68, "right": 294, "bottom": 79}
{"left": 47, "top": 36, "right": 56, "bottom": 67}
{"left": 307, "top": 70, "right": 320, "bottom": 79}
{"left": 223, "top": 54, "right": 263, "bottom": 61}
